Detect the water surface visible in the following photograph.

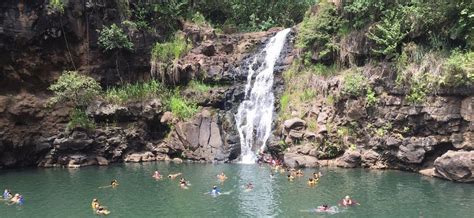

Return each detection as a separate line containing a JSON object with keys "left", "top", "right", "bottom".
{"left": 1, "top": 163, "right": 473, "bottom": 217}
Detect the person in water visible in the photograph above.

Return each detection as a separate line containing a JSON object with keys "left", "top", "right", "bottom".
{"left": 318, "top": 204, "right": 329, "bottom": 211}
{"left": 110, "top": 179, "right": 119, "bottom": 188}
{"left": 339, "top": 195, "right": 360, "bottom": 207}
{"left": 179, "top": 178, "right": 188, "bottom": 188}
{"left": 245, "top": 182, "right": 254, "bottom": 191}
{"left": 152, "top": 171, "right": 162, "bottom": 180}
{"left": 210, "top": 185, "right": 221, "bottom": 195}
{"left": 91, "top": 199, "right": 100, "bottom": 210}
{"left": 217, "top": 172, "right": 227, "bottom": 181}
{"left": 3, "top": 189, "right": 12, "bottom": 200}
{"left": 287, "top": 174, "right": 294, "bottom": 181}
{"left": 8, "top": 193, "right": 23, "bottom": 205}
{"left": 168, "top": 173, "right": 182, "bottom": 179}
{"left": 96, "top": 206, "right": 111, "bottom": 215}
{"left": 308, "top": 178, "right": 317, "bottom": 186}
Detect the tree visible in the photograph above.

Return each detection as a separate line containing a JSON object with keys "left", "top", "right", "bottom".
{"left": 48, "top": 71, "right": 101, "bottom": 108}
{"left": 98, "top": 24, "right": 134, "bottom": 83}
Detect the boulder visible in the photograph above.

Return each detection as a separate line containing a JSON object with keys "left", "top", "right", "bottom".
{"left": 336, "top": 150, "right": 361, "bottom": 168}
{"left": 284, "top": 153, "right": 319, "bottom": 168}
{"left": 345, "top": 99, "right": 367, "bottom": 120}
{"left": 124, "top": 152, "right": 155, "bottom": 163}
{"left": 96, "top": 156, "right": 109, "bottom": 166}
{"left": 172, "top": 158, "right": 183, "bottom": 164}
{"left": 397, "top": 144, "right": 426, "bottom": 164}
{"left": 434, "top": 150, "right": 474, "bottom": 182}
{"left": 160, "top": 111, "right": 174, "bottom": 124}
{"left": 450, "top": 132, "right": 473, "bottom": 150}
{"left": 283, "top": 118, "right": 306, "bottom": 131}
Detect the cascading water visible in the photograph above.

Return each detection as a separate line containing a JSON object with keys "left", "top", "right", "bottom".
{"left": 235, "top": 28, "right": 291, "bottom": 164}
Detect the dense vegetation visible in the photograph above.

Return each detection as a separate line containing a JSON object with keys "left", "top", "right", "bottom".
{"left": 292, "top": 0, "right": 473, "bottom": 103}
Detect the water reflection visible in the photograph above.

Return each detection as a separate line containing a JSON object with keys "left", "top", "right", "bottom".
{"left": 238, "top": 165, "right": 278, "bottom": 216}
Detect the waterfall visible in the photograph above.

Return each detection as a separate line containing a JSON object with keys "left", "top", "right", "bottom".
{"left": 235, "top": 28, "right": 291, "bottom": 164}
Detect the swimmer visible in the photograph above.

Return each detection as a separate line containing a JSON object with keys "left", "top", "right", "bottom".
{"left": 8, "top": 193, "right": 22, "bottom": 205}
{"left": 245, "top": 182, "right": 254, "bottom": 191}
{"left": 287, "top": 174, "right": 294, "bottom": 181}
{"left": 91, "top": 199, "right": 100, "bottom": 210}
{"left": 314, "top": 204, "right": 339, "bottom": 214}
{"left": 179, "top": 178, "right": 189, "bottom": 189}
{"left": 296, "top": 169, "right": 304, "bottom": 176}
{"left": 313, "top": 172, "right": 322, "bottom": 179}
{"left": 96, "top": 206, "right": 111, "bottom": 215}
{"left": 111, "top": 179, "right": 119, "bottom": 188}
{"left": 210, "top": 185, "right": 221, "bottom": 195}
{"left": 308, "top": 178, "right": 316, "bottom": 186}
{"left": 3, "top": 189, "right": 12, "bottom": 200}
{"left": 152, "top": 171, "right": 162, "bottom": 180}
{"left": 217, "top": 172, "right": 228, "bottom": 181}
{"left": 168, "top": 173, "right": 182, "bottom": 179}
{"left": 339, "top": 195, "right": 360, "bottom": 207}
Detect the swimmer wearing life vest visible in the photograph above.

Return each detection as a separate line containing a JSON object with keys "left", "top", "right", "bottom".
{"left": 91, "top": 199, "right": 100, "bottom": 210}
{"left": 308, "top": 178, "right": 317, "bottom": 186}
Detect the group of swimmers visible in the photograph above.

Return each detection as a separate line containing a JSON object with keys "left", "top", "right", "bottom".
{"left": 91, "top": 199, "right": 111, "bottom": 215}
{"left": 2, "top": 189, "right": 24, "bottom": 205}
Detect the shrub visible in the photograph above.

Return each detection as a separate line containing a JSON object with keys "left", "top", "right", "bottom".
{"left": 150, "top": 35, "right": 190, "bottom": 82}
{"left": 98, "top": 24, "right": 134, "bottom": 52}
{"left": 49, "top": 0, "right": 64, "bottom": 13}
{"left": 367, "top": 10, "right": 407, "bottom": 58}
{"left": 169, "top": 92, "right": 198, "bottom": 120}
{"left": 191, "top": 12, "right": 209, "bottom": 26}
{"left": 365, "top": 87, "right": 378, "bottom": 106}
{"left": 296, "top": 0, "right": 343, "bottom": 62}
{"left": 67, "top": 108, "right": 95, "bottom": 131}
{"left": 104, "top": 80, "right": 166, "bottom": 104}
{"left": 187, "top": 80, "right": 212, "bottom": 93}
{"left": 441, "top": 51, "right": 474, "bottom": 87}
{"left": 342, "top": 69, "right": 366, "bottom": 96}
{"left": 49, "top": 71, "right": 101, "bottom": 107}
{"left": 343, "top": 0, "right": 386, "bottom": 29}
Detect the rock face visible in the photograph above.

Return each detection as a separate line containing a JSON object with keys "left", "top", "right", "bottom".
{"left": 277, "top": 63, "right": 474, "bottom": 182}
{"left": 434, "top": 150, "right": 474, "bottom": 183}
{"left": 284, "top": 153, "right": 319, "bottom": 168}
{"left": 0, "top": 0, "right": 293, "bottom": 168}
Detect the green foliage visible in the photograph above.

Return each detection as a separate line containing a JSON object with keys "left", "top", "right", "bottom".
{"left": 296, "top": 0, "right": 342, "bottom": 61}
{"left": 442, "top": 51, "right": 474, "bottom": 87}
{"left": 187, "top": 80, "right": 213, "bottom": 93}
{"left": 342, "top": 69, "right": 366, "bottom": 96}
{"left": 365, "top": 87, "right": 378, "bottom": 107}
{"left": 49, "top": 71, "right": 101, "bottom": 107}
{"left": 343, "top": 0, "right": 386, "bottom": 29}
{"left": 169, "top": 92, "right": 198, "bottom": 120}
{"left": 67, "top": 108, "right": 95, "bottom": 131}
{"left": 311, "top": 64, "right": 338, "bottom": 77}
{"left": 49, "top": 0, "right": 64, "bottom": 13}
{"left": 300, "top": 89, "right": 317, "bottom": 102}
{"left": 367, "top": 10, "right": 407, "bottom": 58}
{"left": 191, "top": 12, "right": 209, "bottom": 26}
{"left": 98, "top": 24, "right": 134, "bottom": 52}
{"left": 280, "top": 93, "right": 290, "bottom": 113}
{"left": 324, "top": 142, "right": 343, "bottom": 159}
{"left": 104, "top": 80, "right": 166, "bottom": 104}
{"left": 151, "top": 36, "right": 189, "bottom": 64}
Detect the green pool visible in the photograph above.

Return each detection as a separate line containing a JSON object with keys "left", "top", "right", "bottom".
{"left": 1, "top": 162, "right": 473, "bottom": 217}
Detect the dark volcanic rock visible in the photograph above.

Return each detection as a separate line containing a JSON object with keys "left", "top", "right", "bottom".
{"left": 434, "top": 150, "right": 474, "bottom": 183}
